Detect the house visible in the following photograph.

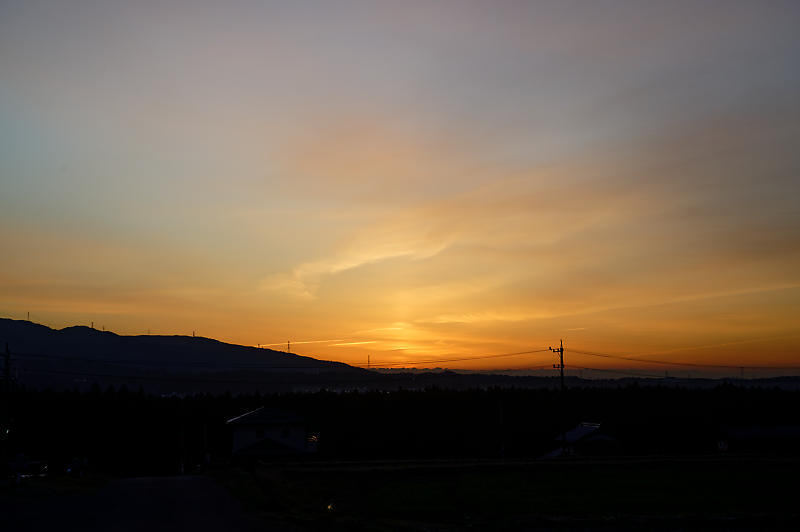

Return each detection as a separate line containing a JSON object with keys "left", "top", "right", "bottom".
{"left": 541, "top": 422, "right": 619, "bottom": 458}
{"left": 226, "top": 407, "right": 317, "bottom": 460}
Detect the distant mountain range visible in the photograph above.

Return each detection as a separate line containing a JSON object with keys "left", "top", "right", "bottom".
{"left": 0, "top": 318, "right": 368, "bottom": 393}
{"left": 3, "top": 318, "right": 798, "bottom": 394}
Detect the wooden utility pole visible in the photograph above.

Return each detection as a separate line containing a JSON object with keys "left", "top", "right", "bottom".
{"left": 550, "top": 339, "right": 565, "bottom": 393}
{"left": 550, "top": 340, "right": 566, "bottom": 456}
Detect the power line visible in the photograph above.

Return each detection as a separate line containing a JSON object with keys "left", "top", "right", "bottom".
{"left": 17, "top": 346, "right": 800, "bottom": 373}
{"left": 17, "top": 363, "right": 558, "bottom": 385}
{"left": 13, "top": 348, "right": 552, "bottom": 371}
{"left": 568, "top": 348, "right": 800, "bottom": 370}
{"left": 10, "top": 342, "right": 800, "bottom": 375}
{"left": 358, "top": 349, "right": 551, "bottom": 368}
{"left": 564, "top": 364, "right": 665, "bottom": 379}
{"left": 507, "top": 364, "right": 555, "bottom": 371}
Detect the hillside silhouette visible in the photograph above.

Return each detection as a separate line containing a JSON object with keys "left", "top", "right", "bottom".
{"left": 4, "top": 318, "right": 799, "bottom": 394}
{"left": 0, "top": 318, "right": 367, "bottom": 393}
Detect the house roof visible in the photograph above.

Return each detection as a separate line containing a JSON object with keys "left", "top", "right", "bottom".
{"left": 226, "top": 406, "right": 304, "bottom": 426}
{"left": 556, "top": 422, "right": 601, "bottom": 443}
{"left": 233, "top": 437, "right": 302, "bottom": 456}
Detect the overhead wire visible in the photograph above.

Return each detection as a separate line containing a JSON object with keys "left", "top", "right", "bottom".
{"left": 564, "top": 364, "right": 666, "bottom": 379}
{"left": 356, "top": 348, "right": 551, "bottom": 368}
{"left": 568, "top": 348, "right": 800, "bottom": 370}
{"left": 11, "top": 348, "right": 554, "bottom": 372}
{"left": 9, "top": 341, "right": 800, "bottom": 379}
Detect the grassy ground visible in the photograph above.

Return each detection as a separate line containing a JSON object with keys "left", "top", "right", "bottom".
{"left": 210, "top": 456, "right": 800, "bottom": 530}
{"left": 0, "top": 472, "right": 108, "bottom": 497}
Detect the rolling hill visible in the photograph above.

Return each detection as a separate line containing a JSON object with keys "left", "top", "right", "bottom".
{"left": 0, "top": 318, "right": 368, "bottom": 393}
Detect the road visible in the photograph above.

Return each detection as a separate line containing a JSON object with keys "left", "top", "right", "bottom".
{"left": 3, "top": 475, "right": 282, "bottom": 532}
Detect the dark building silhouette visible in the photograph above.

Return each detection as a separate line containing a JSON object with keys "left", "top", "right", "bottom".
{"left": 226, "top": 406, "right": 317, "bottom": 460}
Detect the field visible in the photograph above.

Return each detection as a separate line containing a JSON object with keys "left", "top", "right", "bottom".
{"left": 4, "top": 384, "right": 800, "bottom": 529}
{"left": 212, "top": 457, "right": 800, "bottom": 530}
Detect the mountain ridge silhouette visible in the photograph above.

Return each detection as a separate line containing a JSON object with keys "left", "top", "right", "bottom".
{"left": 0, "top": 318, "right": 366, "bottom": 392}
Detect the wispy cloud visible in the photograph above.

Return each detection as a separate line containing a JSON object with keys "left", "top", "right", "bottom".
{"left": 261, "top": 216, "right": 454, "bottom": 298}
{"left": 259, "top": 339, "right": 344, "bottom": 347}
{"left": 330, "top": 340, "right": 377, "bottom": 347}
{"left": 420, "top": 311, "right": 547, "bottom": 325}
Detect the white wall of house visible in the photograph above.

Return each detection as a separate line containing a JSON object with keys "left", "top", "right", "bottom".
{"left": 232, "top": 424, "right": 307, "bottom": 453}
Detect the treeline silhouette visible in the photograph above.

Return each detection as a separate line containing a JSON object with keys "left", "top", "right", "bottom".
{"left": 2, "top": 383, "right": 799, "bottom": 477}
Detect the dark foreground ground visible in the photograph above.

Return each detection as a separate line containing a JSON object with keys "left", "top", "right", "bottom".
{"left": 3, "top": 384, "right": 800, "bottom": 529}
{"left": 1, "top": 475, "right": 276, "bottom": 532}
{"left": 211, "top": 456, "right": 800, "bottom": 530}
{"left": 3, "top": 456, "right": 799, "bottom": 530}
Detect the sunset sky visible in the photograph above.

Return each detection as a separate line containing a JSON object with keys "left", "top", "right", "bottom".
{"left": 1, "top": 1, "right": 799, "bottom": 373}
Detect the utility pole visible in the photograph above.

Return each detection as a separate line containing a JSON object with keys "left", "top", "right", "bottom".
{"left": 287, "top": 340, "right": 291, "bottom": 353}
{"left": 368, "top": 355, "right": 370, "bottom": 369}
{"left": 550, "top": 339, "right": 565, "bottom": 393}
{"left": 550, "top": 340, "right": 566, "bottom": 456}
